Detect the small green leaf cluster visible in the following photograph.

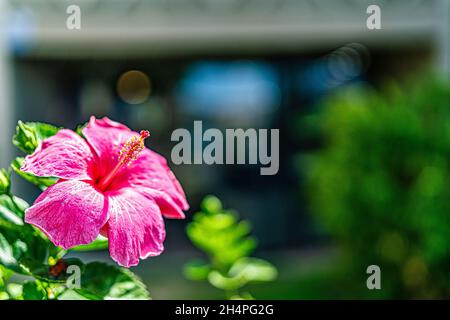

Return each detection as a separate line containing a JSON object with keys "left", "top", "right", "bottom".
{"left": 184, "top": 196, "right": 277, "bottom": 299}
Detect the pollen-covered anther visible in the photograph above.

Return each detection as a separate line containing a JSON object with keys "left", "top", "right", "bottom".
{"left": 119, "top": 130, "right": 150, "bottom": 166}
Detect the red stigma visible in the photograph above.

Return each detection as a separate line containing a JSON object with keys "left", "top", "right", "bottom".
{"left": 140, "top": 130, "right": 150, "bottom": 140}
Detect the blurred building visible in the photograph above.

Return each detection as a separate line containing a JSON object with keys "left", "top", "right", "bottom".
{"left": 0, "top": 0, "right": 449, "bottom": 251}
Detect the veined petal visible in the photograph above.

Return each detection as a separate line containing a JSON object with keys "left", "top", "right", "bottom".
{"left": 82, "top": 117, "right": 189, "bottom": 215}
{"left": 110, "top": 148, "right": 189, "bottom": 216}
{"left": 82, "top": 116, "right": 137, "bottom": 178}
{"left": 21, "top": 129, "right": 94, "bottom": 180}
{"left": 139, "top": 188, "right": 185, "bottom": 219}
{"left": 105, "top": 188, "right": 165, "bottom": 267}
{"left": 25, "top": 180, "right": 108, "bottom": 249}
{"left": 157, "top": 154, "right": 189, "bottom": 211}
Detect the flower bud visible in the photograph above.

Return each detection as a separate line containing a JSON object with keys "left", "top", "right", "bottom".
{"left": 13, "top": 121, "right": 38, "bottom": 154}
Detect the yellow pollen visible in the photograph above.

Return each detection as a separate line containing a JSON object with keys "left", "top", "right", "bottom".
{"left": 98, "top": 130, "right": 150, "bottom": 190}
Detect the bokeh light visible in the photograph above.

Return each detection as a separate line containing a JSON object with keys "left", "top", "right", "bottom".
{"left": 116, "top": 70, "right": 151, "bottom": 105}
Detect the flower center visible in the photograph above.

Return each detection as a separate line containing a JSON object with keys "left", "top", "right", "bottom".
{"left": 97, "top": 130, "right": 150, "bottom": 191}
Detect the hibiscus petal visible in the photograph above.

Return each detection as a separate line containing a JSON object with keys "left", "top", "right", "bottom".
{"left": 21, "top": 129, "right": 94, "bottom": 180}
{"left": 25, "top": 180, "right": 108, "bottom": 249}
{"left": 110, "top": 148, "right": 189, "bottom": 218}
{"left": 83, "top": 117, "right": 189, "bottom": 215}
{"left": 155, "top": 153, "right": 189, "bottom": 211}
{"left": 139, "top": 188, "right": 185, "bottom": 219}
{"left": 105, "top": 188, "right": 165, "bottom": 267}
{"left": 82, "top": 116, "right": 137, "bottom": 177}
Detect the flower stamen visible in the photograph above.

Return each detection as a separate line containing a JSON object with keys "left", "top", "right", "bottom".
{"left": 119, "top": 130, "right": 150, "bottom": 166}
{"left": 98, "top": 130, "right": 150, "bottom": 190}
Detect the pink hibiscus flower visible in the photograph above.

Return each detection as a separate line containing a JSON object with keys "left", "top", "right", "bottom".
{"left": 21, "top": 117, "right": 189, "bottom": 267}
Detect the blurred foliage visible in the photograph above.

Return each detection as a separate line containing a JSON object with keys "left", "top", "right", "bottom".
{"left": 0, "top": 121, "right": 149, "bottom": 300}
{"left": 184, "top": 196, "right": 277, "bottom": 299}
{"left": 303, "top": 76, "right": 450, "bottom": 299}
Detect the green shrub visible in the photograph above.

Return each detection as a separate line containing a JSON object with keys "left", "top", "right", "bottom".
{"left": 305, "top": 77, "right": 450, "bottom": 298}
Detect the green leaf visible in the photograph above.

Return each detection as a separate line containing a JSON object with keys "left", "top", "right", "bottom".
{"left": 0, "top": 232, "right": 33, "bottom": 272}
{"left": 22, "top": 235, "right": 50, "bottom": 274}
{"left": 0, "top": 233, "right": 16, "bottom": 267}
{"left": 208, "top": 271, "right": 245, "bottom": 291}
{"left": 13, "top": 121, "right": 60, "bottom": 154}
{"left": 75, "top": 262, "right": 150, "bottom": 300}
{"left": 207, "top": 258, "right": 277, "bottom": 291}
{"left": 0, "top": 213, "right": 50, "bottom": 277}
{"left": 11, "top": 158, "right": 57, "bottom": 190}
{"left": 32, "top": 122, "right": 61, "bottom": 142}
{"left": 22, "top": 281, "right": 47, "bottom": 300}
{"left": 229, "top": 292, "right": 255, "bottom": 300}
{"left": 57, "top": 289, "right": 89, "bottom": 300}
{"left": 201, "top": 195, "right": 223, "bottom": 214}
{"left": 183, "top": 260, "right": 211, "bottom": 281}
{"left": 70, "top": 236, "right": 108, "bottom": 252}
{"left": 6, "top": 283, "right": 23, "bottom": 299}
{"left": 0, "top": 195, "right": 26, "bottom": 225}
{"left": 0, "top": 265, "right": 13, "bottom": 283}
{"left": 0, "top": 169, "right": 11, "bottom": 195}
{"left": 228, "top": 258, "right": 278, "bottom": 283}
{"left": 75, "top": 122, "right": 88, "bottom": 138}
{"left": 5, "top": 195, "right": 28, "bottom": 214}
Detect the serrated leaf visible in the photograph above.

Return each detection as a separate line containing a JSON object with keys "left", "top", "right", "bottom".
{"left": 75, "top": 262, "right": 150, "bottom": 300}
{"left": 22, "top": 281, "right": 47, "bottom": 300}
{"left": 0, "top": 219, "right": 50, "bottom": 277}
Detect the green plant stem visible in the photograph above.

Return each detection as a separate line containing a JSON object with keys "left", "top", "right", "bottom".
{"left": 55, "top": 249, "right": 67, "bottom": 260}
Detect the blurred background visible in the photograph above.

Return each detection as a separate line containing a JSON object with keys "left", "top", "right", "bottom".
{"left": 0, "top": 0, "right": 449, "bottom": 299}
